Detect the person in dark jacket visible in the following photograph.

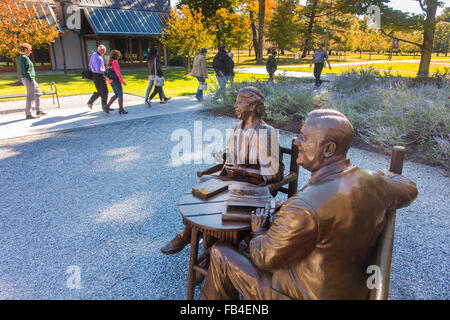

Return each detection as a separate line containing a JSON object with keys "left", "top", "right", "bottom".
{"left": 212, "top": 44, "right": 233, "bottom": 92}
{"left": 266, "top": 48, "right": 277, "bottom": 84}
{"left": 145, "top": 46, "right": 171, "bottom": 105}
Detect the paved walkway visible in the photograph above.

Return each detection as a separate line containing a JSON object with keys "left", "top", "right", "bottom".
{"left": 0, "top": 94, "right": 204, "bottom": 141}
{"left": 0, "top": 93, "right": 448, "bottom": 300}
{"left": 236, "top": 59, "right": 450, "bottom": 77}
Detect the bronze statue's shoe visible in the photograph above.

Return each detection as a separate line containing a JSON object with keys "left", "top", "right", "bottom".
{"left": 160, "top": 234, "right": 189, "bottom": 255}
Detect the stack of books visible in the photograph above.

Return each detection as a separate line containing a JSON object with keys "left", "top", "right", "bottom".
{"left": 222, "top": 185, "right": 274, "bottom": 222}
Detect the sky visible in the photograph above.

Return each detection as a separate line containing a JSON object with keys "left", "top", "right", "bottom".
{"left": 387, "top": 0, "right": 448, "bottom": 15}
{"left": 171, "top": 0, "right": 448, "bottom": 15}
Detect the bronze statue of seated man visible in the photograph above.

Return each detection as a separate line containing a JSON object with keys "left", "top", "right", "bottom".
{"left": 161, "top": 86, "right": 284, "bottom": 255}
{"left": 201, "top": 109, "right": 418, "bottom": 300}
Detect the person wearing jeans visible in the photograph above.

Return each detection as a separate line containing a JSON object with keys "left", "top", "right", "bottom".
{"left": 310, "top": 43, "right": 331, "bottom": 88}
{"left": 191, "top": 48, "right": 208, "bottom": 101}
{"left": 213, "top": 44, "right": 233, "bottom": 93}
{"left": 216, "top": 75, "right": 229, "bottom": 91}
{"left": 105, "top": 50, "right": 128, "bottom": 114}
{"left": 17, "top": 43, "right": 46, "bottom": 119}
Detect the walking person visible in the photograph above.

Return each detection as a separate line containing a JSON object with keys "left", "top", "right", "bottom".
{"left": 228, "top": 52, "right": 235, "bottom": 87}
{"left": 17, "top": 43, "right": 46, "bottom": 119}
{"left": 309, "top": 43, "right": 331, "bottom": 88}
{"left": 145, "top": 46, "right": 170, "bottom": 106}
{"left": 87, "top": 45, "right": 110, "bottom": 113}
{"left": 190, "top": 48, "right": 208, "bottom": 102}
{"left": 104, "top": 50, "right": 128, "bottom": 114}
{"left": 147, "top": 59, "right": 171, "bottom": 105}
{"left": 212, "top": 44, "right": 233, "bottom": 92}
{"left": 266, "top": 48, "right": 277, "bottom": 84}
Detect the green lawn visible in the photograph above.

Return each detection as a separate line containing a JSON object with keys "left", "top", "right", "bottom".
{"left": 278, "top": 60, "right": 449, "bottom": 77}
{"left": 226, "top": 51, "right": 450, "bottom": 68}
{"left": 1, "top": 53, "right": 447, "bottom": 100}
{"left": 0, "top": 67, "right": 268, "bottom": 101}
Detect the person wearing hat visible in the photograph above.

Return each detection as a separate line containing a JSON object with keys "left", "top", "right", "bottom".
{"left": 17, "top": 43, "right": 46, "bottom": 119}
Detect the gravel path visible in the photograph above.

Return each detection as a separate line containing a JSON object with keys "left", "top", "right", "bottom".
{"left": 0, "top": 110, "right": 448, "bottom": 299}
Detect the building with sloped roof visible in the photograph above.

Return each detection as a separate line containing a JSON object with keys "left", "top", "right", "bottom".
{"left": 0, "top": 0, "right": 170, "bottom": 72}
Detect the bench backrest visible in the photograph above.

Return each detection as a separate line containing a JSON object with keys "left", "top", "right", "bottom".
{"left": 368, "top": 146, "right": 406, "bottom": 300}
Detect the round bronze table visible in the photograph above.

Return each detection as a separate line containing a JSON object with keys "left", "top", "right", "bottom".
{"left": 179, "top": 185, "right": 252, "bottom": 300}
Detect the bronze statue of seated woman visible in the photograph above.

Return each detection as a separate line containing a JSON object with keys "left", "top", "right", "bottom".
{"left": 160, "top": 86, "right": 284, "bottom": 255}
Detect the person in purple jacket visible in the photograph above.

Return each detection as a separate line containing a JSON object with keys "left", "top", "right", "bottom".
{"left": 87, "top": 45, "right": 111, "bottom": 113}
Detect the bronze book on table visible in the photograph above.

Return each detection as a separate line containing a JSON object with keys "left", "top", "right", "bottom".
{"left": 222, "top": 186, "right": 273, "bottom": 222}
{"left": 192, "top": 179, "right": 229, "bottom": 200}
{"left": 222, "top": 205, "right": 255, "bottom": 222}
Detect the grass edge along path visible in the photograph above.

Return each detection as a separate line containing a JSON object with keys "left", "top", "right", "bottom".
{"left": 0, "top": 68, "right": 268, "bottom": 101}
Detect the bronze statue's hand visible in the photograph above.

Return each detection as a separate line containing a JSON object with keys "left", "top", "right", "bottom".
{"left": 377, "top": 169, "right": 396, "bottom": 178}
{"left": 225, "top": 164, "right": 244, "bottom": 177}
{"left": 224, "top": 164, "right": 236, "bottom": 177}
{"left": 251, "top": 207, "right": 269, "bottom": 236}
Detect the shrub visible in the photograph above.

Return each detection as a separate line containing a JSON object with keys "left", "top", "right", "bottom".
{"left": 205, "top": 73, "right": 449, "bottom": 169}
{"left": 328, "top": 81, "right": 450, "bottom": 168}
{"left": 205, "top": 78, "right": 316, "bottom": 122}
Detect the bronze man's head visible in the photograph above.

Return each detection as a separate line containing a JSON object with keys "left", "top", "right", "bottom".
{"left": 234, "top": 86, "right": 265, "bottom": 121}
{"left": 294, "top": 109, "right": 354, "bottom": 172}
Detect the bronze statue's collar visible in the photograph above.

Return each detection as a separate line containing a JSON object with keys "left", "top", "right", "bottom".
{"left": 240, "top": 118, "right": 263, "bottom": 130}
{"left": 308, "top": 158, "right": 354, "bottom": 185}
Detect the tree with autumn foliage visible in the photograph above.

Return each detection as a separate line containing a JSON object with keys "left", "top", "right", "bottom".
{"left": 178, "top": 0, "right": 235, "bottom": 20}
{"left": 267, "top": 0, "right": 300, "bottom": 54}
{"left": 240, "top": 0, "right": 276, "bottom": 64}
{"left": 210, "top": 8, "right": 251, "bottom": 59}
{"left": 161, "top": 6, "right": 214, "bottom": 73}
{"left": 377, "top": 0, "right": 444, "bottom": 77}
{"left": 0, "top": 0, "right": 59, "bottom": 80}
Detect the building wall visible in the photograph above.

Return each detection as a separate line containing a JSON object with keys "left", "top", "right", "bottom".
{"left": 50, "top": 31, "right": 86, "bottom": 70}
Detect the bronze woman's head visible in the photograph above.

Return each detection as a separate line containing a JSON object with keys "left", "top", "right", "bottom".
{"left": 234, "top": 87, "right": 265, "bottom": 120}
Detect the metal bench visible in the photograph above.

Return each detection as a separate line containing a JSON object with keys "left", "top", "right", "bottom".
{"left": 0, "top": 81, "right": 60, "bottom": 108}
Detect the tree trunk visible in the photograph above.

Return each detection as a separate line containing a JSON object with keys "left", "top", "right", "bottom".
{"left": 186, "top": 55, "right": 191, "bottom": 74}
{"left": 301, "top": 0, "right": 318, "bottom": 58}
{"left": 251, "top": 19, "right": 259, "bottom": 60}
{"left": 417, "top": 1, "right": 438, "bottom": 77}
{"left": 256, "top": 0, "right": 266, "bottom": 64}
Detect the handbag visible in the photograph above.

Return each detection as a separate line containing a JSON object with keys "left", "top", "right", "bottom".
{"left": 104, "top": 67, "right": 118, "bottom": 81}
{"left": 154, "top": 76, "right": 165, "bottom": 87}
{"left": 81, "top": 69, "right": 93, "bottom": 80}
{"left": 198, "top": 83, "right": 207, "bottom": 91}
